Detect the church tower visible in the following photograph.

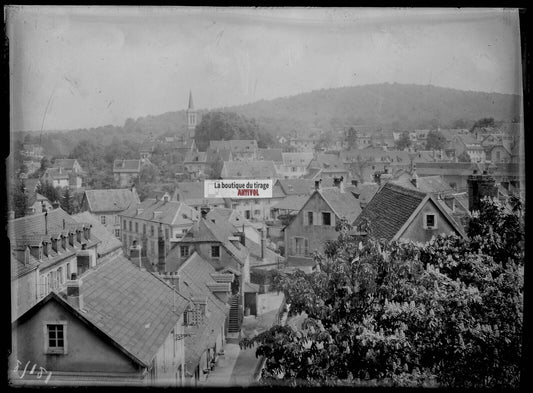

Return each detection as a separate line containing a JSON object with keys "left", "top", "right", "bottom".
{"left": 186, "top": 90, "right": 197, "bottom": 140}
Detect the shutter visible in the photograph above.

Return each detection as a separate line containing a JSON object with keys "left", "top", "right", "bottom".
{"left": 291, "top": 237, "right": 296, "bottom": 256}
{"left": 303, "top": 211, "right": 308, "bottom": 226}
{"left": 330, "top": 214, "right": 336, "bottom": 227}
{"left": 316, "top": 212, "right": 322, "bottom": 226}
{"left": 304, "top": 238, "right": 309, "bottom": 256}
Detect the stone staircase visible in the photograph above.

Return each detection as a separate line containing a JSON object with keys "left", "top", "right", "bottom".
{"left": 228, "top": 295, "right": 242, "bottom": 333}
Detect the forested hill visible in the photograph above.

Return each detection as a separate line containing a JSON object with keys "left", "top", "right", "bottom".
{"left": 222, "top": 83, "right": 521, "bottom": 134}
{"left": 16, "top": 83, "right": 521, "bottom": 156}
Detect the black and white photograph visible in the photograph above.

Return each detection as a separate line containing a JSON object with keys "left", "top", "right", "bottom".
{"left": 5, "top": 6, "right": 526, "bottom": 388}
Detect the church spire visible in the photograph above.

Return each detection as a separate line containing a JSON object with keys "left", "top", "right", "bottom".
{"left": 188, "top": 90, "right": 194, "bottom": 110}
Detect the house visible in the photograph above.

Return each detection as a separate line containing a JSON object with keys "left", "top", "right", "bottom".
{"left": 41, "top": 167, "right": 69, "bottom": 189}
{"left": 209, "top": 140, "right": 258, "bottom": 161}
{"left": 173, "top": 181, "right": 228, "bottom": 211}
{"left": 26, "top": 193, "right": 53, "bottom": 216}
{"left": 171, "top": 252, "right": 231, "bottom": 386}
{"left": 277, "top": 152, "right": 314, "bottom": 179}
{"left": 257, "top": 148, "right": 283, "bottom": 164}
{"left": 447, "top": 133, "right": 486, "bottom": 163}
{"left": 353, "top": 182, "right": 467, "bottom": 244}
{"left": 10, "top": 255, "right": 189, "bottom": 386}
{"left": 183, "top": 151, "right": 209, "bottom": 180}
{"left": 54, "top": 159, "right": 83, "bottom": 174}
{"left": 21, "top": 144, "right": 44, "bottom": 160}
{"left": 414, "top": 162, "right": 483, "bottom": 191}
{"left": 485, "top": 144, "right": 513, "bottom": 164}
{"left": 288, "top": 136, "right": 320, "bottom": 152}
{"left": 206, "top": 207, "right": 260, "bottom": 244}
{"left": 81, "top": 188, "right": 140, "bottom": 238}
{"left": 72, "top": 212, "right": 123, "bottom": 264}
{"left": 168, "top": 217, "right": 255, "bottom": 333}
{"left": 139, "top": 140, "right": 156, "bottom": 160}
{"left": 113, "top": 159, "right": 142, "bottom": 187}
{"left": 284, "top": 179, "right": 362, "bottom": 272}
{"left": 8, "top": 207, "right": 101, "bottom": 320}
{"left": 118, "top": 196, "right": 199, "bottom": 270}
{"left": 340, "top": 148, "right": 412, "bottom": 182}
{"left": 220, "top": 160, "right": 277, "bottom": 180}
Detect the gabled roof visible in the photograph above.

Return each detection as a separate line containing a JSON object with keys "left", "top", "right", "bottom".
{"left": 351, "top": 182, "right": 380, "bottom": 206}
{"left": 54, "top": 159, "right": 80, "bottom": 171}
{"left": 42, "top": 167, "right": 69, "bottom": 180}
{"left": 83, "top": 188, "right": 140, "bottom": 213}
{"left": 9, "top": 207, "right": 77, "bottom": 240}
{"left": 221, "top": 160, "right": 277, "bottom": 179}
{"left": 271, "top": 195, "right": 309, "bottom": 211}
{"left": 308, "top": 153, "right": 344, "bottom": 170}
{"left": 340, "top": 149, "right": 411, "bottom": 163}
{"left": 113, "top": 159, "right": 141, "bottom": 173}
{"left": 275, "top": 179, "right": 316, "bottom": 195}
{"left": 184, "top": 151, "right": 208, "bottom": 163}
{"left": 391, "top": 176, "right": 454, "bottom": 195}
{"left": 178, "top": 252, "right": 229, "bottom": 370}
{"left": 15, "top": 256, "right": 189, "bottom": 368}
{"left": 318, "top": 187, "right": 361, "bottom": 224}
{"left": 120, "top": 199, "right": 198, "bottom": 226}
{"left": 173, "top": 182, "right": 220, "bottom": 205}
{"left": 71, "top": 212, "right": 122, "bottom": 256}
{"left": 209, "top": 140, "right": 258, "bottom": 152}
{"left": 415, "top": 162, "right": 482, "bottom": 176}
{"left": 257, "top": 148, "right": 283, "bottom": 162}
{"left": 281, "top": 152, "right": 314, "bottom": 166}
{"left": 205, "top": 147, "right": 232, "bottom": 162}
{"left": 353, "top": 182, "right": 466, "bottom": 241}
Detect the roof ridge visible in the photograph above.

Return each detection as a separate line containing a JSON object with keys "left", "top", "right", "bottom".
{"left": 383, "top": 182, "right": 427, "bottom": 199}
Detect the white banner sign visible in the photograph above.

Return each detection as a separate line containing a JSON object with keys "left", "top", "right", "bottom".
{"left": 204, "top": 179, "right": 273, "bottom": 199}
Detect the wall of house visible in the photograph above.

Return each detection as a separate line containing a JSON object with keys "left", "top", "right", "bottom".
{"left": 12, "top": 269, "right": 39, "bottom": 321}
{"left": 231, "top": 199, "right": 272, "bottom": 221}
{"left": 114, "top": 173, "right": 138, "bottom": 188}
{"left": 398, "top": 200, "right": 458, "bottom": 243}
{"left": 13, "top": 300, "right": 141, "bottom": 376}
{"left": 285, "top": 192, "right": 339, "bottom": 266}
{"left": 151, "top": 317, "right": 185, "bottom": 386}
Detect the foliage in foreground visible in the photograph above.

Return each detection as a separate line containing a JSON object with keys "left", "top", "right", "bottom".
{"left": 241, "top": 198, "right": 524, "bottom": 388}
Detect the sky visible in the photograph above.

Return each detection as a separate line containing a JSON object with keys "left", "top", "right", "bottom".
{"left": 7, "top": 7, "right": 523, "bottom": 131}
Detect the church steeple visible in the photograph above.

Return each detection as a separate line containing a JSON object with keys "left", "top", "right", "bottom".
{"left": 186, "top": 90, "right": 197, "bottom": 139}
{"left": 188, "top": 90, "right": 195, "bottom": 111}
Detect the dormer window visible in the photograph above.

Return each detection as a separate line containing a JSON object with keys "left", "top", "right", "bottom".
{"left": 211, "top": 245, "right": 220, "bottom": 258}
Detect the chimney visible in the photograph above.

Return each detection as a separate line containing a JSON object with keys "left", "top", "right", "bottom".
{"left": 42, "top": 240, "right": 51, "bottom": 258}
{"left": 41, "top": 201, "right": 47, "bottom": 213}
{"left": 68, "top": 231, "right": 75, "bottom": 247}
{"left": 380, "top": 168, "right": 393, "bottom": 185}
{"left": 76, "top": 228, "right": 82, "bottom": 243}
{"left": 44, "top": 211, "right": 48, "bottom": 235}
{"left": 467, "top": 170, "right": 497, "bottom": 212}
{"left": 410, "top": 165, "right": 418, "bottom": 188}
{"left": 51, "top": 236, "right": 59, "bottom": 253}
{"left": 8, "top": 211, "right": 15, "bottom": 220}
{"left": 29, "top": 244, "right": 42, "bottom": 261}
{"left": 163, "top": 193, "right": 170, "bottom": 202}
{"left": 61, "top": 234, "right": 67, "bottom": 250}
{"left": 66, "top": 273, "right": 84, "bottom": 310}
{"left": 129, "top": 240, "right": 142, "bottom": 269}
{"left": 52, "top": 200, "right": 60, "bottom": 209}
{"left": 83, "top": 226, "right": 90, "bottom": 241}
{"left": 239, "top": 225, "right": 246, "bottom": 247}
{"left": 76, "top": 244, "right": 96, "bottom": 276}
{"left": 314, "top": 179, "right": 322, "bottom": 191}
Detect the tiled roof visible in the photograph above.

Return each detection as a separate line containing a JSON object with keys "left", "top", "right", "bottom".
{"left": 353, "top": 182, "right": 426, "bottom": 240}
{"left": 174, "top": 182, "right": 220, "bottom": 205}
{"left": 54, "top": 159, "right": 79, "bottom": 171}
{"left": 58, "top": 255, "right": 189, "bottom": 367}
{"left": 11, "top": 250, "right": 40, "bottom": 279}
{"left": 319, "top": 187, "right": 361, "bottom": 224}
{"left": 210, "top": 140, "right": 258, "bottom": 152}
{"left": 23, "top": 178, "right": 40, "bottom": 194}
{"left": 208, "top": 208, "right": 251, "bottom": 228}
{"left": 308, "top": 153, "right": 344, "bottom": 170}
{"left": 83, "top": 189, "right": 140, "bottom": 213}
{"left": 120, "top": 199, "right": 198, "bottom": 226}
{"left": 205, "top": 148, "right": 232, "bottom": 162}
{"left": 271, "top": 195, "right": 309, "bottom": 211}
{"left": 257, "top": 148, "right": 283, "bottom": 162}
{"left": 275, "top": 179, "right": 316, "bottom": 195}
{"left": 281, "top": 152, "right": 314, "bottom": 166}
{"left": 8, "top": 208, "right": 77, "bottom": 240}
{"left": 352, "top": 182, "right": 380, "bottom": 206}
{"left": 71, "top": 212, "right": 122, "bottom": 256}
{"left": 415, "top": 162, "right": 482, "bottom": 176}
{"left": 42, "top": 167, "right": 69, "bottom": 180}
{"left": 391, "top": 176, "right": 453, "bottom": 195}
{"left": 302, "top": 167, "right": 322, "bottom": 179}
{"left": 113, "top": 159, "right": 141, "bottom": 173}
{"left": 221, "top": 160, "right": 277, "bottom": 179}
{"left": 340, "top": 149, "right": 411, "bottom": 163}
{"left": 177, "top": 252, "right": 230, "bottom": 370}
{"left": 184, "top": 151, "right": 208, "bottom": 163}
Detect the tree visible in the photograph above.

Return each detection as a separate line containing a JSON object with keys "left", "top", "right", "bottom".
{"left": 242, "top": 201, "right": 523, "bottom": 388}
{"left": 346, "top": 127, "right": 358, "bottom": 150}
{"left": 315, "top": 132, "right": 334, "bottom": 152}
{"left": 470, "top": 118, "right": 495, "bottom": 132}
{"left": 395, "top": 131, "right": 412, "bottom": 151}
{"left": 60, "top": 187, "right": 74, "bottom": 214}
{"left": 36, "top": 182, "right": 61, "bottom": 205}
{"left": 457, "top": 151, "right": 471, "bottom": 162}
{"left": 11, "top": 178, "right": 28, "bottom": 218}
{"left": 425, "top": 130, "right": 446, "bottom": 150}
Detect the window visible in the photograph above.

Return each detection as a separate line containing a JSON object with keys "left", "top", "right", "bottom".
{"left": 306, "top": 211, "right": 314, "bottom": 225}
{"left": 151, "top": 225, "right": 155, "bottom": 237}
{"left": 129, "top": 221, "right": 132, "bottom": 231}
{"left": 66, "top": 263, "right": 71, "bottom": 281}
{"left": 245, "top": 210, "right": 251, "bottom": 219}
{"left": 293, "top": 237, "right": 309, "bottom": 256}
{"left": 115, "top": 216, "right": 120, "bottom": 225}
{"left": 165, "top": 228, "right": 170, "bottom": 239}
{"left": 254, "top": 210, "right": 261, "bottom": 216}
{"left": 322, "top": 212, "right": 332, "bottom": 226}
{"left": 58, "top": 267, "right": 63, "bottom": 286}
{"left": 135, "top": 222, "right": 138, "bottom": 233}
{"left": 424, "top": 213, "right": 437, "bottom": 229}
{"left": 115, "top": 229, "right": 120, "bottom": 238}
{"left": 180, "top": 246, "right": 190, "bottom": 258}
{"left": 123, "top": 220, "right": 127, "bottom": 230}
{"left": 44, "top": 322, "right": 67, "bottom": 354}
{"left": 143, "top": 224, "right": 146, "bottom": 235}
{"left": 211, "top": 245, "right": 220, "bottom": 258}
{"left": 100, "top": 216, "right": 106, "bottom": 225}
